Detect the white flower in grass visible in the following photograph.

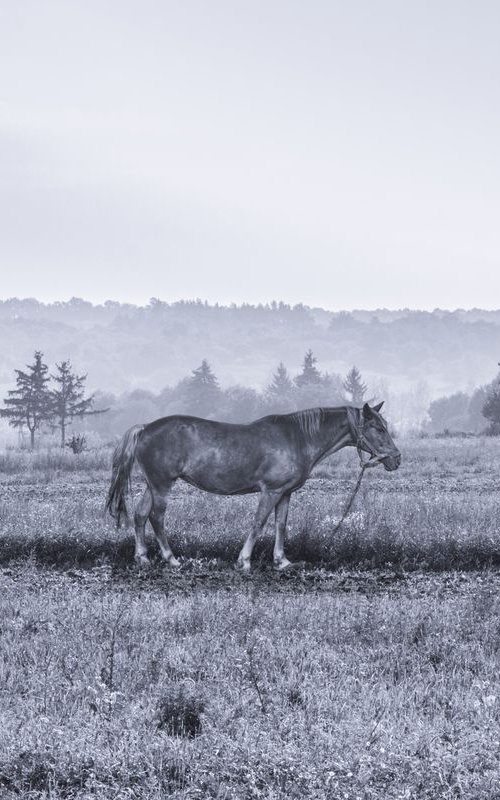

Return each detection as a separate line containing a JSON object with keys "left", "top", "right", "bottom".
{"left": 482, "top": 694, "right": 497, "bottom": 708}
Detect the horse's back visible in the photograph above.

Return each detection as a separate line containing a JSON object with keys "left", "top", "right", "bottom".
{"left": 142, "top": 413, "right": 295, "bottom": 444}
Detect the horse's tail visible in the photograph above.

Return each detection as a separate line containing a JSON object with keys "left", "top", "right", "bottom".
{"left": 105, "top": 424, "right": 145, "bottom": 526}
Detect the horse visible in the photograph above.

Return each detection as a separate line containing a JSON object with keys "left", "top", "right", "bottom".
{"left": 105, "top": 402, "right": 400, "bottom": 571}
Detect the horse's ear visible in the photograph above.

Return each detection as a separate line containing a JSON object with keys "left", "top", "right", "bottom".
{"left": 373, "top": 401, "right": 384, "bottom": 413}
{"left": 362, "top": 402, "right": 372, "bottom": 419}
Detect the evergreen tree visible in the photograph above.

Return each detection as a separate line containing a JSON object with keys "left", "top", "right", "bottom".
{"left": 50, "top": 360, "right": 105, "bottom": 446}
{"left": 343, "top": 366, "right": 367, "bottom": 405}
{"left": 267, "top": 362, "right": 293, "bottom": 398}
{"left": 185, "top": 359, "right": 222, "bottom": 417}
{"left": 294, "top": 350, "right": 334, "bottom": 410}
{"left": 294, "top": 350, "right": 322, "bottom": 387}
{"left": 0, "top": 351, "right": 51, "bottom": 447}
{"left": 265, "top": 362, "right": 294, "bottom": 413}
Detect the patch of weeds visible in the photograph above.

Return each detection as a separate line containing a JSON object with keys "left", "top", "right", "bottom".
{"left": 156, "top": 686, "right": 204, "bottom": 738}
{"left": 0, "top": 751, "right": 94, "bottom": 797}
{"left": 0, "top": 751, "right": 189, "bottom": 797}
{"left": 286, "top": 687, "right": 305, "bottom": 708}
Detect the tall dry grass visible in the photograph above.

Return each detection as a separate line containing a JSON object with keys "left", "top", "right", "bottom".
{"left": 0, "top": 443, "right": 113, "bottom": 476}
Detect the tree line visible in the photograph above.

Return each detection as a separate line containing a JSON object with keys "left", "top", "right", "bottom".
{"left": 0, "top": 350, "right": 369, "bottom": 445}
{"left": 160, "top": 352, "right": 367, "bottom": 419}
{"left": 5, "top": 348, "right": 498, "bottom": 444}
{"left": 86, "top": 352, "right": 369, "bottom": 438}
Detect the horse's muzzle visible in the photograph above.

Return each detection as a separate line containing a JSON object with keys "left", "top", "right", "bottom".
{"left": 382, "top": 453, "right": 401, "bottom": 471}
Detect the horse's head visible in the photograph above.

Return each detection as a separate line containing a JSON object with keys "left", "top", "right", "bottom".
{"left": 356, "top": 402, "right": 401, "bottom": 471}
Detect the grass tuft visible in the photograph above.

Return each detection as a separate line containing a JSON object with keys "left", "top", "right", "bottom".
{"left": 156, "top": 688, "right": 204, "bottom": 738}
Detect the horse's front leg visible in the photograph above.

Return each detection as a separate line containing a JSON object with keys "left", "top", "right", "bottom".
{"left": 273, "top": 493, "right": 292, "bottom": 571}
{"left": 237, "top": 490, "right": 282, "bottom": 572}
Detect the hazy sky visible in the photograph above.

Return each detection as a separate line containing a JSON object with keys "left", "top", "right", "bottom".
{"left": 1, "top": 1, "right": 499, "bottom": 309}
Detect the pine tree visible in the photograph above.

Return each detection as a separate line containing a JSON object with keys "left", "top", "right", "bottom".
{"left": 343, "top": 366, "right": 367, "bottom": 405}
{"left": 267, "top": 362, "right": 293, "bottom": 398}
{"left": 294, "top": 350, "right": 322, "bottom": 387}
{"left": 185, "top": 359, "right": 222, "bottom": 417}
{"left": 0, "top": 351, "right": 51, "bottom": 447}
{"left": 50, "top": 360, "right": 104, "bottom": 446}
{"left": 265, "top": 362, "right": 294, "bottom": 413}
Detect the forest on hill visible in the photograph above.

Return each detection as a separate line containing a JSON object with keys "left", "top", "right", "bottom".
{"left": 1, "top": 298, "right": 500, "bottom": 437}
{"left": 2, "top": 298, "right": 500, "bottom": 392}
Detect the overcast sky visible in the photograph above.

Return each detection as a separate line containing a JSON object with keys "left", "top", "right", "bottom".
{"left": 1, "top": 1, "right": 499, "bottom": 309}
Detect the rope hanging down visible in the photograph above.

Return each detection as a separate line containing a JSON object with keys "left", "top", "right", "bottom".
{"left": 330, "top": 442, "right": 384, "bottom": 537}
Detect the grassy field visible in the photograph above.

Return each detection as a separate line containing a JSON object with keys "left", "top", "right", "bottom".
{"left": 1, "top": 437, "right": 500, "bottom": 798}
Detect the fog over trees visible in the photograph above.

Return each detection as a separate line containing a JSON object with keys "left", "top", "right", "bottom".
{"left": 2, "top": 298, "right": 500, "bottom": 438}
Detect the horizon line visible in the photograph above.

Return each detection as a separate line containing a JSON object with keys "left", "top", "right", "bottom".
{"left": 1, "top": 296, "right": 500, "bottom": 315}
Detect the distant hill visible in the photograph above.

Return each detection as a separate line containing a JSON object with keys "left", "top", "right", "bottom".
{"left": 1, "top": 298, "right": 500, "bottom": 403}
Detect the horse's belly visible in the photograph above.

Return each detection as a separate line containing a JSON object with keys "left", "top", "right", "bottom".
{"left": 181, "top": 448, "right": 260, "bottom": 493}
{"left": 182, "top": 474, "right": 259, "bottom": 495}
{"left": 180, "top": 446, "right": 298, "bottom": 494}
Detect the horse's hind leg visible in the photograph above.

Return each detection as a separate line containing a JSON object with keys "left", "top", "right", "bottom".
{"left": 273, "top": 493, "right": 292, "bottom": 571}
{"left": 134, "top": 487, "right": 153, "bottom": 566}
{"left": 237, "top": 490, "right": 282, "bottom": 572}
{"left": 149, "top": 484, "right": 180, "bottom": 567}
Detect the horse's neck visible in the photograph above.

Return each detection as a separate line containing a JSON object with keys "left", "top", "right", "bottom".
{"left": 310, "top": 408, "right": 354, "bottom": 463}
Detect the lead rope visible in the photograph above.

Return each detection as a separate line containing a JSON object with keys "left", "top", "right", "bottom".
{"left": 330, "top": 460, "right": 369, "bottom": 536}
{"left": 330, "top": 425, "right": 383, "bottom": 537}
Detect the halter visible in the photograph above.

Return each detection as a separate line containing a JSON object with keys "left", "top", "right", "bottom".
{"left": 346, "top": 407, "right": 388, "bottom": 469}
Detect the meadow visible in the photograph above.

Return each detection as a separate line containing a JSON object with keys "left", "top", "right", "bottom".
{"left": 1, "top": 436, "right": 500, "bottom": 798}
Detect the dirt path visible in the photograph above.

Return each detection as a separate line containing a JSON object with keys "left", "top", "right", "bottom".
{"left": 2, "top": 559, "right": 499, "bottom": 599}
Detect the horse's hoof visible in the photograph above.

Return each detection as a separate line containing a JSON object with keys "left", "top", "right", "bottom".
{"left": 165, "top": 556, "right": 181, "bottom": 568}
{"left": 273, "top": 558, "right": 294, "bottom": 572}
{"left": 236, "top": 559, "right": 251, "bottom": 573}
{"left": 135, "top": 555, "right": 151, "bottom": 568}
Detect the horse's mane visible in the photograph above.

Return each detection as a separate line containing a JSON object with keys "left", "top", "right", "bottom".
{"left": 270, "top": 407, "right": 326, "bottom": 440}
